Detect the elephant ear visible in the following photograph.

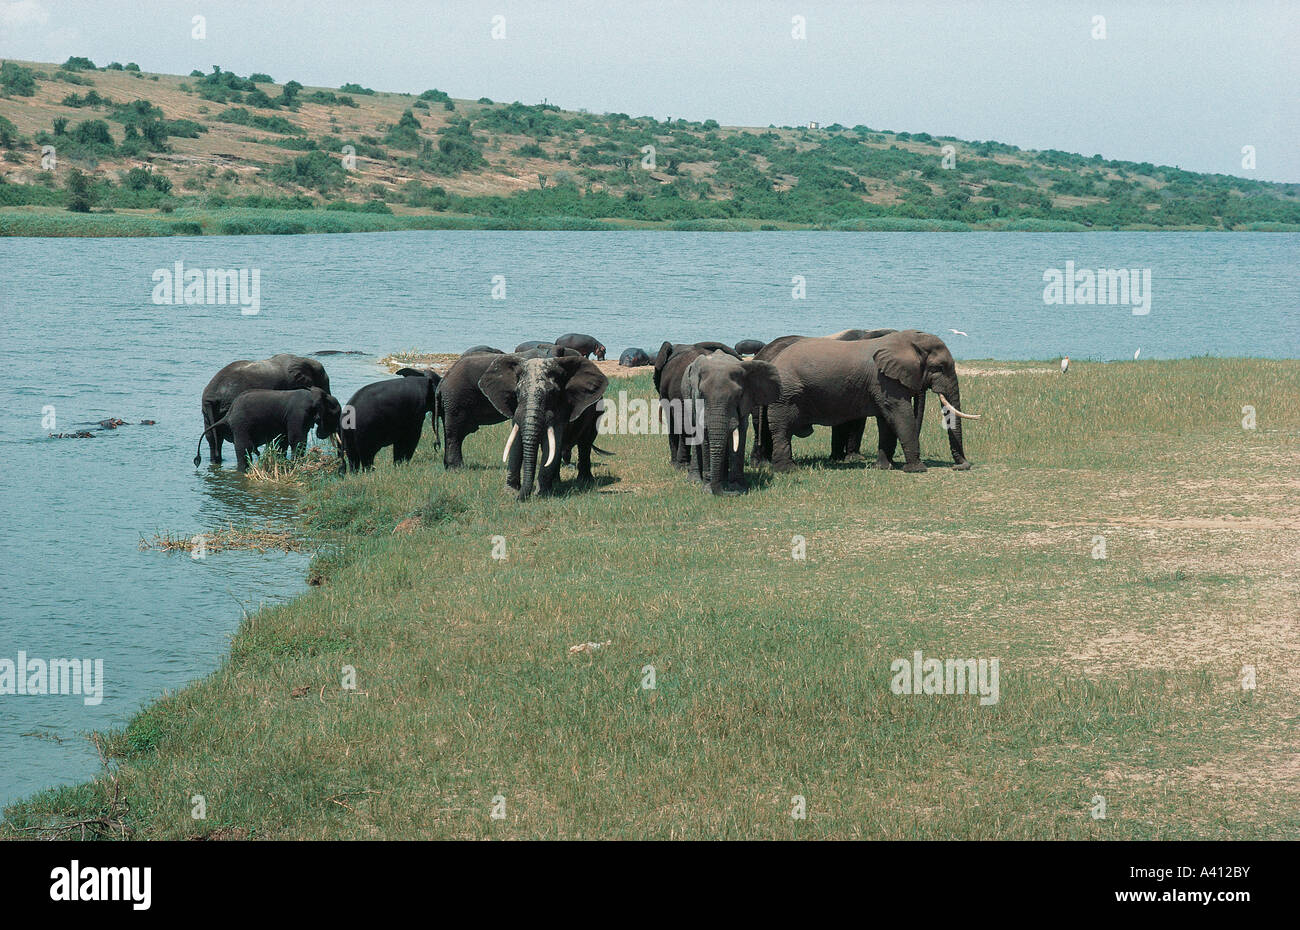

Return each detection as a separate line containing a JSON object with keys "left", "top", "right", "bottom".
{"left": 316, "top": 394, "right": 342, "bottom": 434}
{"left": 557, "top": 356, "right": 608, "bottom": 421}
{"left": 873, "top": 335, "right": 925, "bottom": 392}
{"left": 478, "top": 356, "right": 523, "bottom": 418}
{"left": 288, "top": 357, "right": 318, "bottom": 389}
{"left": 683, "top": 357, "right": 702, "bottom": 398}
{"left": 742, "top": 359, "right": 782, "bottom": 406}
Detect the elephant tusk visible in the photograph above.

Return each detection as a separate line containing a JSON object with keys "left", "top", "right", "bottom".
{"left": 502, "top": 423, "right": 519, "bottom": 463}
{"left": 732, "top": 428, "right": 740, "bottom": 452}
{"left": 939, "top": 394, "right": 981, "bottom": 420}
{"left": 544, "top": 426, "right": 557, "bottom": 467}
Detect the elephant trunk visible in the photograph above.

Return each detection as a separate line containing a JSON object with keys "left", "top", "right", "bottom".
{"left": 707, "top": 408, "right": 729, "bottom": 493}
{"left": 935, "top": 382, "right": 971, "bottom": 465}
{"left": 518, "top": 411, "right": 540, "bottom": 500}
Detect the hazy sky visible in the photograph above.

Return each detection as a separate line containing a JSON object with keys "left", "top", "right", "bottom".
{"left": 3, "top": 0, "right": 1296, "bottom": 181}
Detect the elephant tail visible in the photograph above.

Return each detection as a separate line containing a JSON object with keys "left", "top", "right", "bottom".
{"left": 592, "top": 443, "right": 616, "bottom": 456}
{"left": 431, "top": 383, "right": 444, "bottom": 451}
{"left": 194, "top": 419, "right": 225, "bottom": 466}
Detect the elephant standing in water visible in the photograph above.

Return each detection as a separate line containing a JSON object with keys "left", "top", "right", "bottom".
{"left": 683, "top": 351, "right": 781, "bottom": 494}
{"left": 194, "top": 387, "right": 342, "bottom": 472}
{"left": 477, "top": 354, "right": 608, "bottom": 500}
{"left": 764, "top": 332, "right": 978, "bottom": 473}
{"left": 199, "top": 354, "right": 331, "bottom": 465}
{"left": 339, "top": 368, "right": 441, "bottom": 472}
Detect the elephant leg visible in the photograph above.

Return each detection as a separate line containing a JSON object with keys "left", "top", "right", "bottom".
{"left": 443, "top": 423, "right": 465, "bottom": 469}
{"left": 234, "top": 439, "right": 251, "bottom": 473}
{"left": 286, "top": 425, "right": 308, "bottom": 460}
{"left": 830, "top": 420, "right": 867, "bottom": 462}
{"left": 767, "top": 407, "right": 797, "bottom": 472}
{"left": 727, "top": 425, "right": 748, "bottom": 491}
{"left": 877, "top": 388, "right": 924, "bottom": 472}
{"left": 843, "top": 418, "right": 866, "bottom": 460}
{"left": 673, "top": 421, "right": 692, "bottom": 468}
{"left": 203, "top": 402, "right": 224, "bottom": 463}
{"left": 393, "top": 436, "right": 417, "bottom": 464}
{"left": 687, "top": 423, "right": 703, "bottom": 482}
{"left": 575, "top": 438, "right": 594, "bottom": 482}
{"left": 875, "top": 415, "right": 898, "bottom": 469}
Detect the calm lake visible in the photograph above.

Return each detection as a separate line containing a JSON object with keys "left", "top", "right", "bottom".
{"left": 1, "top": 230, "right": 1297, "bottom": 809}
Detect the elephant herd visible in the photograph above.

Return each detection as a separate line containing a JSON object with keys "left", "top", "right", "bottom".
{"left": 193, "top": 328, "right": 979, "bottom": 501}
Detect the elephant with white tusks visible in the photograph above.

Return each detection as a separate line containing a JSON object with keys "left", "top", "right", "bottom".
{"left": 762, "top": 330, "right": 979, "bottom": 473}
{"left": 683, "top": 350, "right": 781, "bottom": 495}
{"left": 477, "top": 354, "right": 608, "bottom": 500}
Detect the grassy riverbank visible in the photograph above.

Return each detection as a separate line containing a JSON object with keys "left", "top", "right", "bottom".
{"left": 5, "top": 358, "right": 1298, "bottom": 839}
{"left": 14, "top": 206, "right": 1278, "bottom": 237}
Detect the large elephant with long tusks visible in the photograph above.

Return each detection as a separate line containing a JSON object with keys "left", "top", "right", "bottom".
{"left": 763, "top": 331, "right": 979, "bottom": 473}
{"left": 477, "top": 354, "right": 608, "bottom": 500}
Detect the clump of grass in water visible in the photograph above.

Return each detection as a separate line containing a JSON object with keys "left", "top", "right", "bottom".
{"left": 140, "top": 523, "right": 306, "bottom": 553}
{"left": 244, "top": 442, "right": 338, "bottom": 485}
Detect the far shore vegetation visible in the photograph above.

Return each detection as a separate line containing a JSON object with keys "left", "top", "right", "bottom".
{"left": 1, "top": 58, "right": 1297, "bottom": 236}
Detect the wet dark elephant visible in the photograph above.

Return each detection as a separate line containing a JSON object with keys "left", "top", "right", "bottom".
{"left": 339, "top": 368, "right": 442, "bottom": 472}
{"left": 477, "top": 354, "right": 608, "bottom": 500}
{"left": 734, "top": 339, "right": 766, "bottom": 356}
{"left": 682, "top": 351, "right": 781, "bottom": 495}
{"left": 554, "top": 333, "right": 606, "bottom": 360}
{"left": 463, "top": 345, "right": 504, "bottom": 355}
{"left": 194, "top": 387, "right": 342, "bottom": 472}
{"left": 199, "top": 354, "right": 330, "bottom": 464}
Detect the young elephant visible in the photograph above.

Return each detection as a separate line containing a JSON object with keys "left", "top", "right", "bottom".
{"left": 198, "top": 353, "right": 331, "bottom": 464}
{"left": 477, "top": 354, "right": 608, "bottom": 500}
{"left": 339, "top": 368, "right": 441, "bottom": 472}
{"left": 194, "top": 387, "right": 342, "bottom": 472}
{"left": 683, "top": 351, "right": 781, "bottom": 494}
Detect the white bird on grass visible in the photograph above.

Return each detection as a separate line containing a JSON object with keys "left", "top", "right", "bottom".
{"left": 1134, "top": 348, "right": 1141, "bottom": 360}
{"left": 1060, "top": 356, "right": 1070, "bottom": 374}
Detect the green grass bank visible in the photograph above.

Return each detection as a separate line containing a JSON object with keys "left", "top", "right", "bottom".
{"left": 4, "top": 358, "right": 1298, "bottom": 839}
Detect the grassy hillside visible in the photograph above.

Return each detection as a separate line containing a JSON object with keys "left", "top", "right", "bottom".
{"left": 2, "top": 57, "right": 1298, "bottom": 234}
{"left": 4, "top": 358, "right": 1298, "bottom": 839}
